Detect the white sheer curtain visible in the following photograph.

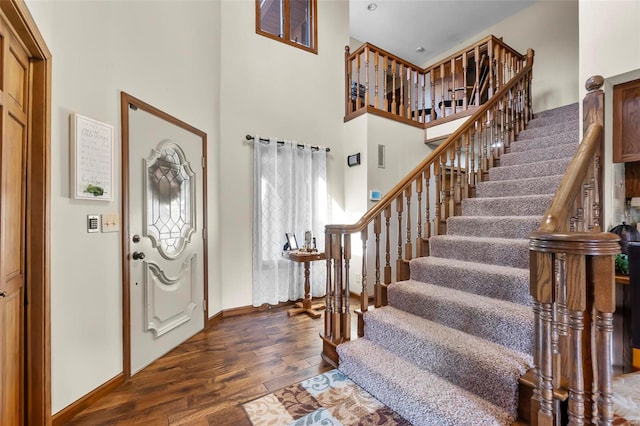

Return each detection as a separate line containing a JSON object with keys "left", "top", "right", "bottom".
{"left": 252, "top": 137, "right": 328, "bottom": 307}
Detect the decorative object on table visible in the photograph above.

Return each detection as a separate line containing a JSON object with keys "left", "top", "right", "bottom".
{"left": 284, "top": 233, "right": 298, "bottom": 251}
{"left": 610, "top": 220, "right": 640, "bottom": 254}
{"left": 69, "top": 112, "right": 114, "bottom": 201}
{"left": 616, "top": 253, "right": 630, "bottom": 275}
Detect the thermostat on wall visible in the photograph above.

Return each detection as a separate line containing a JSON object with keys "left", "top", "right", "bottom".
{"left": 369, "top": 190, "right": 381, "bottom": 201}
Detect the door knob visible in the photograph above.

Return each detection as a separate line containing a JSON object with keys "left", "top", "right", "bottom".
{"left": 0, "top": 290, "right": 6, "bottom": 298}
{"left": 132, "top": 251, "right": 145, "bottom": 260}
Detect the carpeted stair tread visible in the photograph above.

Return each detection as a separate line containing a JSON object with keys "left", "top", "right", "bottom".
{"left": 533, "top": 103, "right": 578, "bottom": 119}
{"left": 476, "top": 175, "right": 563, "bottom": 198}
{"left": 501, "top": 143, "right": 577, "bottom": 167}
{"left": 462, "top": 194, "right": 554, "bottom": 216}
{"left": 489, "top": 157, "right": 572, "bottom": 181}
{"left": 362, "top": 307, "right": 532, "bottom": 414}
{"left": 517, "top": 119, "right": 578, "bottom": 141}
{"left": 446, "top": 215, "right": 542, "bottom": 239}
{"left": 429, "top": 235, "right": 529, "bottom": 268}
{"left": 410, "top": 256, "right": 532, "bottom": 306}
{"left": 526, "top": 109, "right": 579, "bottom": 129}
{"left": 338, "top": 339, "right": 515, "bottom": 426}
{"left": 509, "top": 130, "right": 578, "bottom": 153}
{"left": 388, "top": 280, "right": 534, "bottom": 354}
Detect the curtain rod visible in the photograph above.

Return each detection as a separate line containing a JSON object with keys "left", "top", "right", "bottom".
{"left": 245, "top": 134, "right": 330, "bottom": 152}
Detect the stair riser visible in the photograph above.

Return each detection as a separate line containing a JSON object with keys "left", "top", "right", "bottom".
{"left": 501, "top": 143, "right": 577, "bottom": 167}
{"left": 446, "top": 216, "right": 541, "bottom": 239}
{"left": 429, "top": 237, "right": 529, "bottom": 269}
{"left": 517, "top": 120, "right": 578, "bottom": 140}
{"left": 364, "top": 314, "right": 527, "bottom": 413}
{"left": 388, "top": 283, "right": 534, "bottom": 354}
{"left": 509, "top": 131, "right": 578, "bottom": 153}
{"left": 462, "top": 195, "right": 553, "bottom": 216}
{"left": 476, "top": 175, "right": 562, "bottom": 198}
{"left": 533, "top": 103, "right": 578, "bottom": 119}
{"left": 526, "top": 110, "right": 579, "bottom": 129}
{"left": 410, "top": 259, "right": 532, "bottom": 306}
{"left": 489, "top": 159, "right": 571, "bottom": 181}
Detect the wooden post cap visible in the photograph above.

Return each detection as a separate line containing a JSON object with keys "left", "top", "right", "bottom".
{"left": 345, "top": 45, "right": 350, "bottom": 53}
{"left": 586, "top": 75, "right": 604, "bottom": 92}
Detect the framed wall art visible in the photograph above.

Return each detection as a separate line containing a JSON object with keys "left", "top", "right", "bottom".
{"left": 70, "top": 112, "right": 114, "bottom": 201}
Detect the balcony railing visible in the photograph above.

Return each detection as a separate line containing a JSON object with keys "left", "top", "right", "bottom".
{"left": 345, "top": 35, "right": 526, "bottom": 129}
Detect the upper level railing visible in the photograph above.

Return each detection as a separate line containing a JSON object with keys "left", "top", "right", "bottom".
{"left": 529, "top": 76, "right": 620, "bottom": 425}
{"left": 321, "top": 48, "right": 534, "bottom": 365}
{"left": 345, "top": 35, "right": 526, "bottom": 129}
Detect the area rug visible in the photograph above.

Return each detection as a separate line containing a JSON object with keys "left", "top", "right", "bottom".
{"left": 242, "top": 369, "right": 410, "bottom": 425}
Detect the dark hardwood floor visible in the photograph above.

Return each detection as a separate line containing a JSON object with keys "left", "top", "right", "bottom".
{"left": 65, "top": 302, "right": 343, "bottom": 425}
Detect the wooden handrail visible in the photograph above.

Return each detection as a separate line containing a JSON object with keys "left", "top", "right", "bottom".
{"left": 537, "top": 123, "right": 603, "bottom": 233}
{"left": 329, "top": 47, "right": 534, "bottom": 234}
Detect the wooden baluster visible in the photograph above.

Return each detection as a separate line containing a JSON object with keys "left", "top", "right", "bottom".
{"left": 566, "top": 253, "right": 588, "bottom": 425}
{"left": 414, "top": 70, "right": 419, "bottom": 121}
{"left": 470, "top": 124, "right": 477, "bottom": 195}
{"left": 406, "top": 67, "right": 412, "bottom": 119}
{"left": 455, "top": 137, "right": 463, "bottom": 212}
{"left": 478, "top": 120, "right": 486, "bottom": 182}
{"left": 374, "top": 214, "right": 382, "bottom": 307}
{"left": 383, "top": 56, "right": 389, "bottom": 112}
{"left": 500, "top": 99, "right": 506, "bottom": 155}
{"left": 440, "top": 63, "right": 446, "bottom": 117}
{"left": 424, "top": 168, "right": 431, "bottom": 247}
{"left": 331, "top": 233, "right": 343, "bottom": 342}
{"left": 374, "top": 51, "right": 379, "bottom": 109}
{"left": 474, "top": 45, "right": 480, "bottom": 106}
{"left": 462, "top": 51, "right": 468, "bottom": 111}
{"left": 531, "top": 251, "right": 556, "bottom": 426}
{"left": 495, "top": 45, "right": 503, "bottom": 93}
{"left": 431, "top": 70, "right": 436, "bottom": 122}
{"left": 464, "top": 131, "right": 470, "bottom": 199}
{"left": 358, "top": 229, "right": 368, "bottom": 338}
{"left": 391, "top": 59, "right": 397, "bottom": 115}
{"left": 405, "top": 187, "right": 413, "bottom": 260}
{"left": 355, "top": 52, "right": 362, "bottom": 110}
{"left": 488, "top": 38, "right": 494, "bottom": 98}
{"left": 592, "top": 155, "right": 602, "bottom": 232}
{"left": 448, "top": 144, "right": 456, "bottom": 218}
{"left": 422, "top": 72, "right": 427, "bottom": 123}
{"left": 396, "top": 195, "right": 405, "bottom": 280}
{"left": 364, "top": 46, "right": 370, "bottom": 109}
{"left": 451, "top": 57, "right": 456, "bottom": 114}
{"left": 399, "top": 63, "right": 405, "bottom": 117}
{"left": 384, "top": 205, "right": 392, "bottom": 286}
{"left": 416, "top": 175, "right": 423, "bottom": 257}
{"left": 345, "top": 46, "right": 352, "bottom": 114}
{"left": 342, "top": 234, "right": 351, "bottom": 341}
{"left": 434, "top": 161, "right": 441, "bottom": 236}
{"left": 594, "top": 255, "right": 615, "bottom": 425}
{"left": 324, "top": 232, "right": 333, "bottom": 340}
{"left": 439, "top": 155, "right": 447, "bottom": 223}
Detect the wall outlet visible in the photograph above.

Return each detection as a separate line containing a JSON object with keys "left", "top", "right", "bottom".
{"left": 102, "top": 213, "right": 120, "bottom": 233}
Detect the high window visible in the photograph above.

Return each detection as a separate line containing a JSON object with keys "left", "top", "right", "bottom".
{"left": 256, "top": 0, "right": 317, "bottom": 54}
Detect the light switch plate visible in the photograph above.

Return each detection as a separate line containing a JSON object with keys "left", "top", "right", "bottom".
{"left": 102, "top": 213, "right": 120, "bottom": 233}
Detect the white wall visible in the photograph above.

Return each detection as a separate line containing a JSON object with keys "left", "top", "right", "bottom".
{"left": 424, "top": 0, "right": 579, "bottom": 114}
{"left": 579, "top": 0, "right": 640, "bottom": 229}
{"left": 219, "top": 0, "right": 350, "bottom": 309}
{"left": 26, "top": 0, "right": 222, "bottom": 414}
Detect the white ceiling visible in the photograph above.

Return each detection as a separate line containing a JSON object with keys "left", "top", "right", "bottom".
{"left": 349, "top": 0, "right": 535, "bottom": 65}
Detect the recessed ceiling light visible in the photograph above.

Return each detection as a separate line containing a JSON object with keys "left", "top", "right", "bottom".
{"left": 367, "top": 3, "right": 377, "bottom": 11}
{"left": 416, "top": 46, "right": 425, "bottom": 53}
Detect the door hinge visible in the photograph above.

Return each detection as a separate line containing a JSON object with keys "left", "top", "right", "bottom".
{"left": 202, "top": 157, "right": 206, "bottom": 168}
{"left": 202, "top": 229, "right": 206, "bottom": 240}
{"left": 203, "top": 300, "right": 207, "bottom": 311}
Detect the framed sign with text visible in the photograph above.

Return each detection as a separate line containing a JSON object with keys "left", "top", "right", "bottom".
{"left": 70, "top": 113, "right": 114, "bottom": 201}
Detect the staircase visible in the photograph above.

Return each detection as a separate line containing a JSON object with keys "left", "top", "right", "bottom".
{"left": 337, "top": 103, "right": 580, "bottom": 425}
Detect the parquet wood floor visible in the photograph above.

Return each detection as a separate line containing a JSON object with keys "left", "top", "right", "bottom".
{"left": 65, "top": 302, "right": 348, "bottom": 425}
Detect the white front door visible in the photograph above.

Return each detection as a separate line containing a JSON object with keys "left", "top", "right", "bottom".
{"left": 127, "top": 102, "right": 205, "bottom": 375}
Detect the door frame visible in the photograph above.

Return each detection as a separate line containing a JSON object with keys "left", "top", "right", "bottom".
{"left": 0, "top": 0, "right": 51, "bottom": 424}
{"left": 120, "top": 92, "right": 209, "bottom": 379}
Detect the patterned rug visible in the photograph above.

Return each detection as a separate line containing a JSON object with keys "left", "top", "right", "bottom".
{"left": 242, "top": 369, "right": 410, "bottom": 425}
